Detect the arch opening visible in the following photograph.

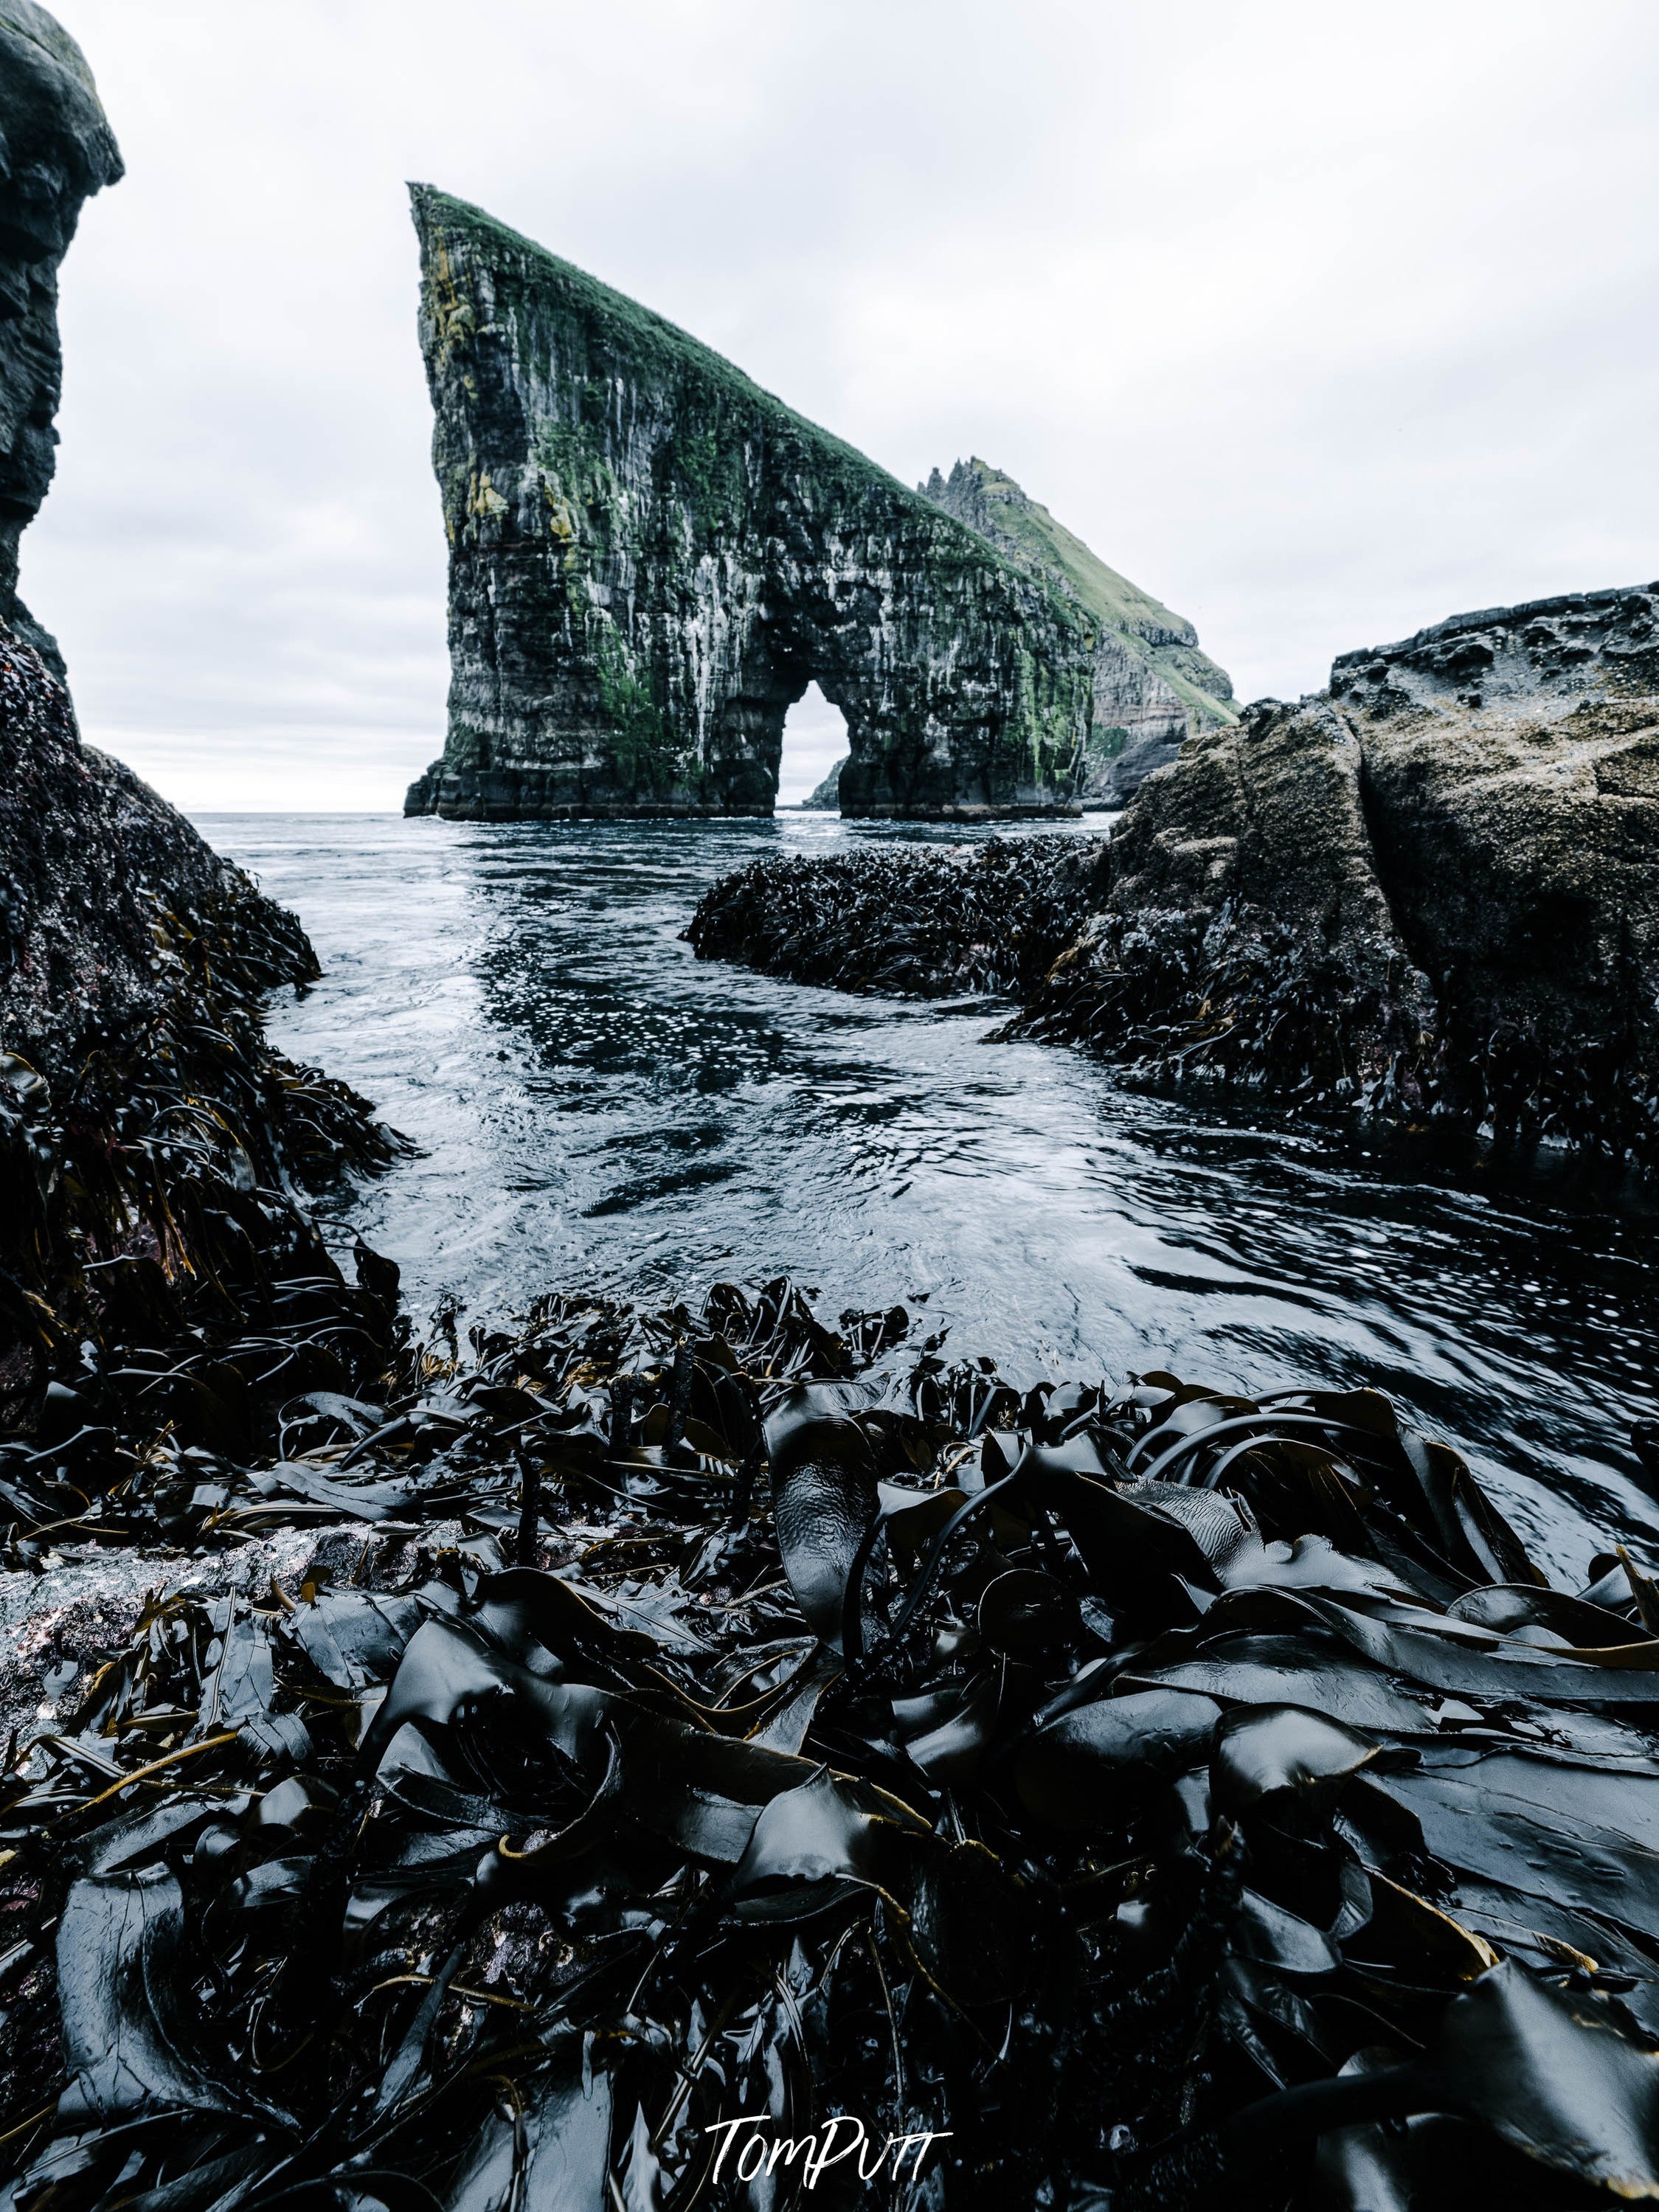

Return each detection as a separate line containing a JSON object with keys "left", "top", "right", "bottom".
{"left": 775, "top": 682, "right": 849, "bottom": 812}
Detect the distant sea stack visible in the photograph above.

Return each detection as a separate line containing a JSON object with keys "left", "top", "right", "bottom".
{"left": 402, "top": 187, "right": 1095, "bottom": 822}
{"left": 921, "top": 457, "right": 1236, "bottom": 802}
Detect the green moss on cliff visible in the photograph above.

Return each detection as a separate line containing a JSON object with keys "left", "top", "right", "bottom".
{"left": 924, "top": 456, "right": 1237, "bottom": 731}
{"left": 409, "top": 186, "right": 1095, "bottom": 819}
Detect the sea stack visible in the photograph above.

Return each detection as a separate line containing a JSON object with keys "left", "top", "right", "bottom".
{"left": 921, "top": 457, "right": 1237, "bottom": 801}
{"left": 403, "top": 186, "right": 1096, "bottom": 822}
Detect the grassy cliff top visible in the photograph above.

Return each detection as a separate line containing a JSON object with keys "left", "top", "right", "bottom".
{"left": 410, "top": 185, "right": 1078, "bottom": 635}
{"left": 926, "top": 457, "right": 1237, "bottom": 725}
{"left": 956, "top": 459, "right": 1193, "bottom": 641}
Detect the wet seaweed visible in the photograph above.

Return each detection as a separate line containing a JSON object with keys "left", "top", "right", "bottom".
{"left": 0, "top": 871, "right": 410, "bottom": 1542}
{"left": 685, "top": 839, "right": 1109, "bottom": 1001}
{"left": 8, "top": 1265, "right": 1659, "bottom": 2210}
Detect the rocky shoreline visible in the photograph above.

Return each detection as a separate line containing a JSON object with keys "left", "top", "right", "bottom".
{"left": 685, "top": 835, "right": 1108, "bottom": 1002}
{"left": 7, "top": 4, "right": 1659, "bottom": 2205}
{"left": 693, "top": 586, "right": 1659, "bottom": 1175}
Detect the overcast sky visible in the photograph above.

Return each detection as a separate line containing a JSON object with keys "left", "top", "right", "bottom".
{"left": 27, "top": 0, "right": 1659, "bottom": 810}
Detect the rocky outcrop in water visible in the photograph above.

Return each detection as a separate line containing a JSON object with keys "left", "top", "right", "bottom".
{"left": 921, "top": 457, "right": 1236, "bottom": 803}
{"left": 403, "top": 188, "right": 1095, "bottom": 823}
{"left": 687, "top": 836, "right": 1107, "bottom": 1000}
{"left": 1027, "top": 583, "right": 1659, "bottom": 1163}
{"left": 0, "top": 1, "right": 121, "bottom": 675}
{"left": 696, "top": 584, "right": 1659, "bottom": 1170}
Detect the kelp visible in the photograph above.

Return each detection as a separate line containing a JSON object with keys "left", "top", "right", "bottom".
{"left": 688, "top": 844, "right": 1659, "bottom": 1168}
{"left": 7, "top": 1274, "right": 1659, "bottom": 2210}
{"left": 0, "top": 869, "right": 410, "bottom": 1509}
{"left": 1012, "top": 901, "right": 1433, "bottom": 1114}
{"left": 684, "top": 838, "right": 1108, "bottom": 1001}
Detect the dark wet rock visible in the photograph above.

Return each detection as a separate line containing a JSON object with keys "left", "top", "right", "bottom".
{"left": 0, "top": 7, "right": 310, "bottom": 1086}
{"left": 1027, "top": 583, "right": 1659, "bottom": 1162}
{"left": 695, "top": 584, "right": 1659, "bottom": 1168}
{"left": 0, "top": 1, "right": 122, "bottom": 674}
{"left": 921, "top": 457, "right": 1237, "bottom": 802}
{"left": 403, "top": 187, "right": 1095, "bottom": 823}
{"left": 0, "top": 626, "right": 316, "bottom": 1079}
{"left": 686, "top": 836, "right": 1108, "bottom": 1000}
{"left": 0, "top": 14, "right": 404, "bottom": 1462}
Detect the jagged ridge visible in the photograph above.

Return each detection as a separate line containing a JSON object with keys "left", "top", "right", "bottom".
{"left": 921, "top": 457, "right": 1236, "bottom": 802}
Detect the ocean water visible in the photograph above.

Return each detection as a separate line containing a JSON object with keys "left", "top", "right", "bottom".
{"left": 201, "top": 811, "right": 1659, "bottom": 1585}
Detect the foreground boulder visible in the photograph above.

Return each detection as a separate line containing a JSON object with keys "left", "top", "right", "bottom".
{"left": 1027, "top": 583, "right": 1659, "bottom": 1164}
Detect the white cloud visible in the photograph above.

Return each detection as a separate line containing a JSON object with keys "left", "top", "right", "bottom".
{"left": 28, "top": 0, "right": 1659, "bottom": 809}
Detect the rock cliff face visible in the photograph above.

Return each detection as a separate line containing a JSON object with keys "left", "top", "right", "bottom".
{"left": 404, "top": 188, "right": 1095, "bottom": 822}
{"left": 1025, "top": 583, "right": 1659, "bottom": 1164}
{"left": 0, "top": 1, "right": 122, "bottom": 674}
{"left": 0, "top": 2, "right": 311, "bottom": 1081}
{"left": 693, "top": 582, "right": 1659, "bottom": 1169}
{"left": 921, "top": 457, "right": 1236, "bottom": 802}
{"left": 0, "top": 626, "right": 316, "bottom": 1081}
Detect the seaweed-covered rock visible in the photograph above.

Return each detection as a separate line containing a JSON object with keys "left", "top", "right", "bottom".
{"left": 921, "top": 457, "right": 1238, "bottom": 802}
{"left": 0, "top": 0, "right": 122, "bottom": 674}
{"left": 693, "top": 585, "right": 1659, "bottom": 1167}
{"left": 1023, "top": 584, "right": 1659, "bottom": 1161}
{"left": 0, "top": 627, "right": 316, "bottom": 1078}
{"left": 403, "top": 187, "right": 1095, "bottom": 822}
{"left": 686, "top": 835, "right": 1108, "bottom": 999}
{"left": 0, "top": 10, "right": 405, "bottom": 1460}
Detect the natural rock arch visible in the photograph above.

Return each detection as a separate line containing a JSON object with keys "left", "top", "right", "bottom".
{"left": 403, "top": 187, "right": 1095, "bottom": 822}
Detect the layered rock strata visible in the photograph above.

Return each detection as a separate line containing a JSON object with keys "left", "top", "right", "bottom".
{"left": 921, "top": 457, "right": 1237, "bottom": 802}
{"left": 0, "top": 1, "right": 122, "bottom": 674}
{"left": 695, "top": 584, "right": 1659, "bottom": 1169}
{"left": 403, "top": 188, "right": 1095, "bottom": 822}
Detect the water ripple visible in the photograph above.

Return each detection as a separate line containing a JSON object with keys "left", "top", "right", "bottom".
{"left": 202, "top": 811, "right": 1659, "bottom": 1585}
